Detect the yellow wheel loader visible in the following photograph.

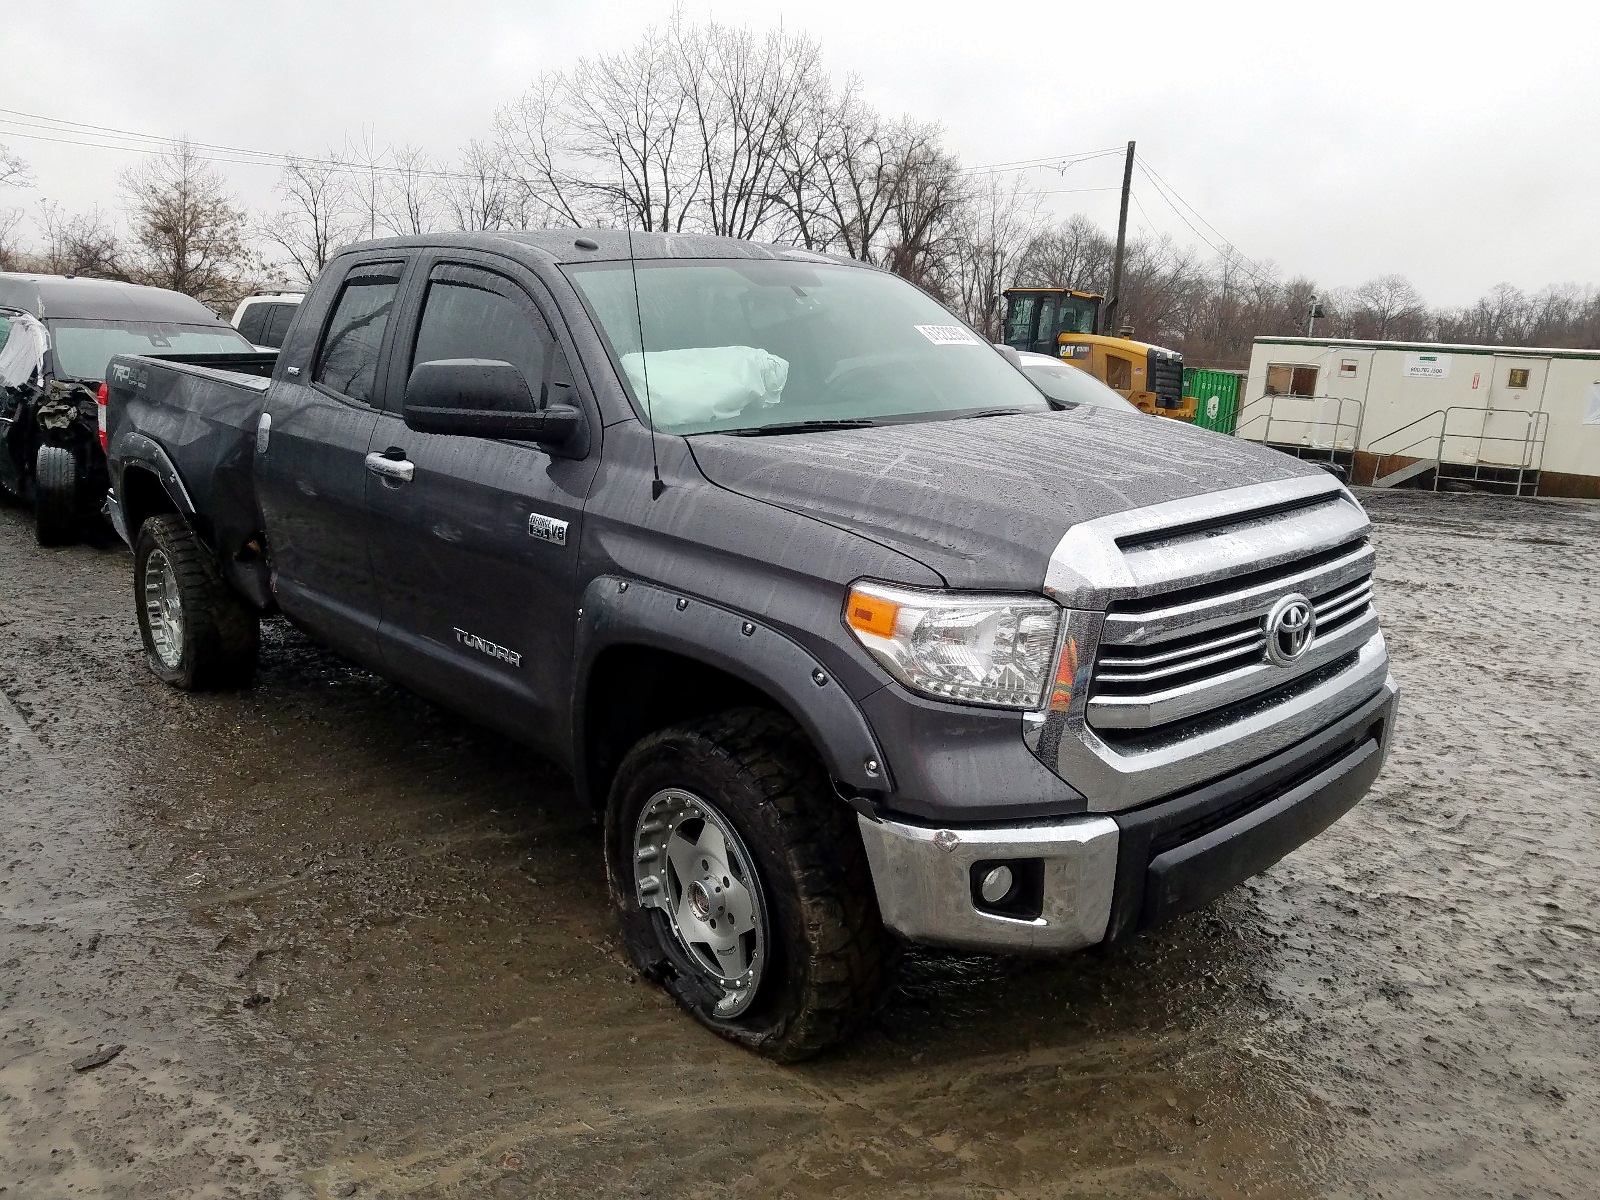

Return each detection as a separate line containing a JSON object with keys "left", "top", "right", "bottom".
{"left": 1001, "top": 287, "right": 1196, "bottom": 420}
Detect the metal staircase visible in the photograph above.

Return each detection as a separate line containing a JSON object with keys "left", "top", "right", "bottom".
{"left": 1361, "top": 406, "right": 1549, "bottom": 496}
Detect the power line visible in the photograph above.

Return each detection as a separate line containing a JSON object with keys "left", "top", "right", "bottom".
{"left": 1018, "top": 185, "right": 1120, "bottom": 198}
{"left": 954, "top": 146, "right": 1124, "bottom": 176}
{"left": 1133, "top": 155, "right": 1275, "bottom": 284}
{"left": 0, "top": 109, "right": 477, "bottom": 182}
{"left": 1133, "top": 159, "right": 1276, "bottom": 286}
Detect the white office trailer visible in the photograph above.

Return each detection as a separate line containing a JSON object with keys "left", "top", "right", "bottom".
{"left": 1235, "top": 337, "right": 1600, "bottom": 497}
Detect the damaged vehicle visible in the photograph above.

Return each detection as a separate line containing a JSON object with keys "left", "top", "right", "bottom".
{"left": 0, "top": 273, "right": 257, "bottom": 544}
{"left": 104, "top": 232, "right": 1398, "bottom": 1060}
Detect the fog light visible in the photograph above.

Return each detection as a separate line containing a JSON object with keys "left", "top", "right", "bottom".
{"left": 978, "top": 864, "right": 1015, "bottom": 905}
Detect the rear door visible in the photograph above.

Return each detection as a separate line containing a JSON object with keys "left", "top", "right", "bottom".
{"left": 257, "top": 255, "right": 410, "bottom": 665}
{"left": 365, "top": 255, "right": 600, "bottom": 754}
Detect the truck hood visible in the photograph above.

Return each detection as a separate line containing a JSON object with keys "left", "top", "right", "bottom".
{"left": 687, "top": 408, "right": 1316, "bottom": 590}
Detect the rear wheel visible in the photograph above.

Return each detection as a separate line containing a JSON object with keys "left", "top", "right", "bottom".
{"left": 606, "top": 708, "right": 896, "bottom": 1061}
{"left": 34, "top": 444, "right": 79, "bottom": 546}
{"left": 133, "top": 514, "right": 260, "bottom": 690}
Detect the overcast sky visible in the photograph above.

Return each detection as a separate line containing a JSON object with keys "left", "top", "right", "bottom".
{"left": 4, "top": 0, "right": 1596, "bottom": 307}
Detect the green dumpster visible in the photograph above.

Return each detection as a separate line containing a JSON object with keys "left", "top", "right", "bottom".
{"left": 1185, "top": 368, "right": 1242, "bottom": 434}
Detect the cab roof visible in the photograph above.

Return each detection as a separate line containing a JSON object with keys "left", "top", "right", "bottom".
{"left": 0, "top": 273, "right": 226, "bottom": 324}
{"left": 1003, "top": 286, "right": 1105, "bottom": 301}
{"left": 328, "top": 229, "right": 862, "bottom": 269}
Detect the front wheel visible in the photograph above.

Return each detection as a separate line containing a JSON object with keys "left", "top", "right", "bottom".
{"left": 34, "top": 444, "right": 79, "bottom": 546}
{"left": 606, "top": 708, "right": 896, "bottom": 1061}
{"left": 133, "top": 514, "right": 260, "bottom": 690}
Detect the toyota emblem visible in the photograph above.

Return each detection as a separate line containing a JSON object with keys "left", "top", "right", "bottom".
{"left": 1264, "top": 593, "right": 1316, "bottom": 666}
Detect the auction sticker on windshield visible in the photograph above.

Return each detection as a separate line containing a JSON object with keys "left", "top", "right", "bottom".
{"left": 915, "top": 324, "right": 981, "bottom": 346}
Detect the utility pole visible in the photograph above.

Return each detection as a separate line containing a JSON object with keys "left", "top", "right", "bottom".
{"left": 1306, "top": 296, "right": 1327, "bottom": 337}
{"left": 1103, "top": 140, "right": 1136, "bottom": 336}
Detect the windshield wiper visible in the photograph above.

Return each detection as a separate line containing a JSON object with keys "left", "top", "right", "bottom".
{"left": 957, "top": 407, "right": 1031, "bottom": 419}
{"left": 727, "top": 419, "right": 879, "bottom": 436}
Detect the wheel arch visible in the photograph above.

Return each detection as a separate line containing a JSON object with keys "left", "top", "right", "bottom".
{"left": 114, "top": 433, "right": 201, "bottom": 546}
{"left": 573, "top": 577, "right": 890, "bottom": 812}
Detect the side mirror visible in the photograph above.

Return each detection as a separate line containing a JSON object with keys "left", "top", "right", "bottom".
{"left": 403, "top": 358, "right": 585, "bottom": 450}
{"left": 993, "top": 343, "right": 1023, "bottom": 369}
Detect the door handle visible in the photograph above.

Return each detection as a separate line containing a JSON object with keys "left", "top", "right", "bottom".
{"left": 365, "top": 451, "right": 415, "bottom": 483}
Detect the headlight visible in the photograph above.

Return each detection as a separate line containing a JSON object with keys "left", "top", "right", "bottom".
{"left": 844, "top": 581, "right": 1062, "bottom": 710}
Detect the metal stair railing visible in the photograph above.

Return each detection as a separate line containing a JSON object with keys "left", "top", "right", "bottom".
{"left": 1235, "top": 392, "right": 1364, "bottom": 464}
{"left": 1433, "top": 406, "right": 1549, "bottom": 495}
{"left": 1363, "top": 406, "right": 1550, "bottom": 493}
{"left": 1363, "top": 409, "right": 1447, "bottom": 487}
{"left": 1261, "top": 394, "right": 1364, "bottom": 463}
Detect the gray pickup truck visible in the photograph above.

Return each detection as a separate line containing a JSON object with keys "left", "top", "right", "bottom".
{"left": 105, "top": 231, "right": 1397, "bottom": 1059}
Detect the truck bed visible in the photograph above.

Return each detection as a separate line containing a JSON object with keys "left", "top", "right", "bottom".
{"left": 105, "top": 353, "right": 274, "bottom": 567}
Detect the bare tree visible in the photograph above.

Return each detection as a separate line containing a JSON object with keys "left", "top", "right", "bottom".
{"left": 0, "top": 145, "right": 30, "bottom": 190}
{"left": 442, "top": 139, "right": 514, "bottom": 231}
{"left": 950, "top": 176, "right": 1043, "bottom": 336}
{"left": 0, "top": 206, "right": 24, "bottom": 270}
{"left": 120, "top": 141, "right": 251, "bottom": 305}
{"left": 1017, "top": 213, "right": 1115, "bottom": 291}
{"left": 35, "top": 200, "right": 127, "bottom": 279}
{"left": 382, "top": 143, "right": 442, "bottom": 236}
{"left": 343, "top": 130, "right": 388, "bottom": 242}
{"left": 260, "top": 156, "right": 353, "bottom": 284}
{"left": 1349, "top": 273, "right": 1426, "bottom": 340}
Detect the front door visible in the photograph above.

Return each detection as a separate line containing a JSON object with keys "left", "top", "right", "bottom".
{"left": 257, "top": 256, "right": 409, "bottom": 665}
{"left": 365, "top": 259, "right": 600, "bottom": 757}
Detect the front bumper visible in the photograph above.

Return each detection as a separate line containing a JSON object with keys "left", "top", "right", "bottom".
{"left": 858, "top": 674, "right": 1398, "bottom": 952}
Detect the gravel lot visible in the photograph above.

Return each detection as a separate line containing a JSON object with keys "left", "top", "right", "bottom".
{"left": 1, "top": 488, "right": 1596, "bottom": 1198}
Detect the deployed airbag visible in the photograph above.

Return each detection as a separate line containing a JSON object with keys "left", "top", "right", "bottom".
{"left": 0, "top": 311, "right": 47, "bottom": 388}
{"left": 620, "top": 346, "right": 788, "bottom": 428}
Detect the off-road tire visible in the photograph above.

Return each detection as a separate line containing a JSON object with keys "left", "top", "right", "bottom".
{"left": 606, "top": 707, "right": 897, "bottom": 1061}
{"left": 33, "top": 444, "right": 79, "bottom": 546}
{"left": 133, "top": 514, "right": 260, "bottom": 690}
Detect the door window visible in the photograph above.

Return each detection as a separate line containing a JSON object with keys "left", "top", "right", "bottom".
{"left": 1034, "top": 297, "right": 1058, "bottom": 350}
{"left": 1004, "top": 294, "right": 1036, "bottom": 347}
{"left": 261, "top": 303, "right": 298, "bottom": 348}
{"left": 410, "top": 265, "right": 553, "bottom": 405}
{"left": 236, "top": 303, "right": 268, "bottom": 344}
{"left": 314, "top": 265, "right": 402, "bottom": 403}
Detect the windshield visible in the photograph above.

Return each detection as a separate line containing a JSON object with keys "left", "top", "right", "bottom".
{"left": 1019, "top": 356, "right": 1139, "bottom": 412}
{"left": 48, "top": 319, "right": 254, "bottom": 381}
{"left": 567, "top": 259, "right": 1051, "bottom": 434}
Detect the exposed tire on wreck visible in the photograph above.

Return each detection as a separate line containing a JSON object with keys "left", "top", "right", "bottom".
{"left": 605, "top": 707, "right": 896, "bottom": 1062}
{"left": 33, "top": 444, "right": 79, "bottom": 546}
{"left": 133, "top": 514, "right": 260, "bottom": 691}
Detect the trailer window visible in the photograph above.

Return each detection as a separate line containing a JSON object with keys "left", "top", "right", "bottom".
{"left": 1507, "top": 367, "right": 1530, "bottom": 389}
{"left": 1265, "top": 363, "right": 1319, "bottom": 397}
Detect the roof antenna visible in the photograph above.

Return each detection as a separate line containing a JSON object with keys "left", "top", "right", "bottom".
{"left": 626, "top": 222, "right": 665, "bottom": 500}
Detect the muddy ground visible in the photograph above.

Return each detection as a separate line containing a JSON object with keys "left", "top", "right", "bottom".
{"left": 0, "top": 488, "right": 1596, "bottom": 1199}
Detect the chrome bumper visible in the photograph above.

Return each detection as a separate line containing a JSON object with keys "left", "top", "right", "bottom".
{"left": 857, "top": 812, "right": 1120, "bottom": 952}
{"left": 860, "top": 672, "right": 1399, "bottom": 954}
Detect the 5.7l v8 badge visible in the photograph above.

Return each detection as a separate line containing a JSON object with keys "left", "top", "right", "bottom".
{"left": 528, "top": 513, "right": 569, "bottom": 546}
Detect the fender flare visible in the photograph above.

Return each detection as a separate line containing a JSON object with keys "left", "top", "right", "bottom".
{"left": 112, "top": 431, "right": 201, "bottom": 542}
{"left": 572, "top": 575, "right": 890, "bottom": 803}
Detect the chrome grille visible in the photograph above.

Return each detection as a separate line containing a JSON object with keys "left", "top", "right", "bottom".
{"left": 1087, "top": 536, "right": 1378, "bottom": 732}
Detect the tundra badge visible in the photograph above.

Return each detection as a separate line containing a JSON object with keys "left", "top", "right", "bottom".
{"left": 452, "top": 627, "right": 522, "bottom": 668}
{"left": 528, "top": 513, "right": 568, "bottom": 546}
